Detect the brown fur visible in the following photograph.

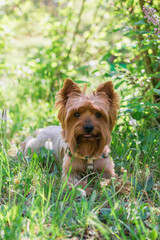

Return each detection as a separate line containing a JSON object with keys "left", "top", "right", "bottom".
{"left": 56, "top": 79, "right": 119, "bottom": 157}
{"left": 22, "top": 79, "right": 119, "bottom": 192}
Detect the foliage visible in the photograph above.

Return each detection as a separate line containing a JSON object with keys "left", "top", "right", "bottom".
{"left": 0, "top": 0, "right": 160, "bottom": 239}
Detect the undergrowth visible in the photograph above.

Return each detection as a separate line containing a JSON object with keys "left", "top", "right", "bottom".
{"left": 0, "top": 112, "right": 159, "bottom": 240}
{"left": 0, "top": 0, "right": 160, "bottom": 239}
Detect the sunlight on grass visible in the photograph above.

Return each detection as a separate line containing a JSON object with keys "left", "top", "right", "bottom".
{"left": 0, "top": 0, "right": 159, "bottom": 239}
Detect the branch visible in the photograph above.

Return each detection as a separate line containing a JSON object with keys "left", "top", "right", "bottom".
{"left": 67, "top": 0, "right": 86, "bottom": 59}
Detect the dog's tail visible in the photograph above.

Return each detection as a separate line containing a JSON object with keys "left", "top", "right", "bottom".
{"left": 21, "top": 128, "right": 49, "bottom": 155}
{"left": 21, "top": 135, "right": 34, "bottom": 154}
{"left": 34, "top": 128, "right": 43, "bottom": 137}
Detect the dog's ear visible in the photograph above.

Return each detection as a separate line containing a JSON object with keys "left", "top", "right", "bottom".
{"left": 56, "top": 79, "right": 81, "bottom": 106}
{"left": 63, "top": 79, "right": 81, "bottom": 96}
{"left": 96, "top": 81, "right": 115, "bottom": 100}
{"left": 56, "top": 79, "right": 81, "bottom": 124}
{"left": 96, "top": 81, "right": 119, "bottom": 130}
{"left": 96, "top": 81, "right": 119, "bottom": 106}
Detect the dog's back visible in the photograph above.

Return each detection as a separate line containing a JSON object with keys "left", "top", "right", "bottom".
{"left": 22, "top": 126, "right": 67, "bottom": 163}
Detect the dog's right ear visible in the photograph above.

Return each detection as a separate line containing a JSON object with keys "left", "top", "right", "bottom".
{"left": 56, "top": 79, "right": 81, "bottom": 107}
{"left": 62, "top": 79, "right": 81, "bottom": 97}
{"left": 55, "top": 79, "right": 81, "bottom": 124}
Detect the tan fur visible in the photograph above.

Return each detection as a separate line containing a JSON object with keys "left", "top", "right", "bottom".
{"left": 22, "top": 79, "right": 119, "bottom": 190}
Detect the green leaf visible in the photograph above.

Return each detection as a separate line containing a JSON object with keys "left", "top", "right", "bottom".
{"left": 75, "top": 80, "right": 88, "bottom": 84}
{"left": 89, "top": 190, "right": 97, "bottom": 208}
{"left": 77, "top": 65, "right": 90, "bottom": 70}
{"left": 139, "top": 30, "right": 150, "bottom": 34}
{"left": 100, "top": 208, "right": 111, "bottom": 216}
{"left": 91, "top": 69, "right": 99, "bottom": 74}
{"left": 132, "top": 111, "right": 144, "bottom": 121}
{"left": 150, "top": 229, "right": 158, "bottom": 240}
{"left": 112, "top": 28, "right": 122, "bottom": 32}
{"left": 145, "top": 176, "right": 154, "bottom": 192}
{"left": 155, "top": 82, "right": 160, "bottom": 89}
{"left": 114, "top": 80, "right": 125, "bottom": 89}
{"left": 134, "top": 20, "right": 146, "bottom": 25}
{"left": 153, "top": 89, "right": 160, "bottom": 95}
{"left": 101, "top": 53, "right": 110, "bottom": 62}
{"left": 104, "top": 72, "right": 115, "bottom": 77}
{"left": 110, "top": 63, "right": 116, "bottom": 72}
{"left": 136, "top": 182, "right": 143, "bottom": 192}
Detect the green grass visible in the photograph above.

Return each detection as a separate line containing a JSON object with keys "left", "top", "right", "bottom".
{"left": 0, "top": 115, "right": 160, "bottom": 240}
{"left": 0, "top": 1, "right": 160, "bottom": 238}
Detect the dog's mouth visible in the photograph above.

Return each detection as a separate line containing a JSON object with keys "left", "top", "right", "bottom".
{"left": 83, "top": 134, "right": 93, "bottom": 138}
{"left": 76, "top": 134, "right": 100, "bottom": 143}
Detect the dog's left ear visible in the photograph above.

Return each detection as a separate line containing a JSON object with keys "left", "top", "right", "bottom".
{"left": 96, "top": 81, "right": 115, "bottom": 100}
{"left": 96, "top": 81, "right": 119, "bottom": 106}
{"left": 96, "top": 81, "right": 119, "bottom": 130}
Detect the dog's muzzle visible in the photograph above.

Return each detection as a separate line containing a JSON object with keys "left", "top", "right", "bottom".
{"left": 83, "top": 124, "right": 94, "bottom": 133}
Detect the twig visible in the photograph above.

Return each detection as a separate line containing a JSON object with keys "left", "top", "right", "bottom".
{"left": 142, "top": 190, "right": 154, "bottom": 207}
{"left": 67, "top": 0, "right": 86, "bottom": 59}
{"left": 74, "top": 172, "right": 96, "bottom": 187}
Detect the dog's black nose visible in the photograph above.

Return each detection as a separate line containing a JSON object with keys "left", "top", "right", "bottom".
{"left": 83, "top": 124, "right": 94, "bottom": 133}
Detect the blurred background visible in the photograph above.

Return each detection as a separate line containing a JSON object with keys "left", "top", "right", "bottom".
{"left": 0, "top": 0, "right": 159, "bottom": 146}
{"left": 0, "top": 2, "right": 160, "bottom": 237}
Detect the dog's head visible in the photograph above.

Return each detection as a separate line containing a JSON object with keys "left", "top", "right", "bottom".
{"left": 56, "top": 79, "right": 119, "bottom": 157}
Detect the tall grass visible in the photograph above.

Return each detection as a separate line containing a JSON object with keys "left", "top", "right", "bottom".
{"left": 0, "top": 109, "right": 159, "bottom": 239}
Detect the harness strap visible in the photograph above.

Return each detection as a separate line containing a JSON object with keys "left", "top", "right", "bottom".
{"left": 66, "top": 147, "right": 109, "bottom": 171}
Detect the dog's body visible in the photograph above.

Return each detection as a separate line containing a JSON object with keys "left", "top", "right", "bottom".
{"left": 23, "top": 126, "right": 66, "bottom": 163}
{"left": 22, "top": 79, "right": 119, "bottom": 187}
{"left": 22, "top": 125, "right": 115, "bottom": 184}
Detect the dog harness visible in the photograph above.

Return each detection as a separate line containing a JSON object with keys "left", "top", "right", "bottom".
{"left": 66, "top": 147, "right": 109, "bottom": 170}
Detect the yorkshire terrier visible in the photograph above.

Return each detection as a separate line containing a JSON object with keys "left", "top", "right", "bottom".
{"left": 22, "top": 79, "right": 119, "bottom": 191}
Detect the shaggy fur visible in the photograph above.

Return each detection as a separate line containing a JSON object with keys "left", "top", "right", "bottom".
{"left": 22, "top": 79, "right": 119, "bottom": 188}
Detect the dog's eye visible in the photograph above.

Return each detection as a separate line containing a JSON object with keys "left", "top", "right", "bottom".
{"left": 96, "top": 113, "right": 101, "bottom": 118}
{"left": 74, "top": 112, "right": 80, "bottom": 118}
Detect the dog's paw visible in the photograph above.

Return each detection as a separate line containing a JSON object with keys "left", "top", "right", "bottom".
{"left": 115, "top": 177, "right": 132, "bottom": 195}
{"left": 100, "top": 176, "right": 132, "bottom": 195}
{"left": 84, "top": 187, "right": 94, "bottom": 196}
{"left": 80, "top": 181, "right": 93, "bottom": 196}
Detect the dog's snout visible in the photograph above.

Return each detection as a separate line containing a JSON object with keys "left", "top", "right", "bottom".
{"left": 83, "top": 124, "right": 94, "bottom": 133}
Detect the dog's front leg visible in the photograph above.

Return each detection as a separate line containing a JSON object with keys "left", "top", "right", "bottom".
{"left": 61, "top": 155, "right": 82, "bottom": 186}
{"left": 61, "top": 155, "right": 93, "bottom": 194}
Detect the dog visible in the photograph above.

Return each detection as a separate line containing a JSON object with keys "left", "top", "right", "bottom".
{"left": 22, "top": 79, "right": 119, "bottom": 191}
